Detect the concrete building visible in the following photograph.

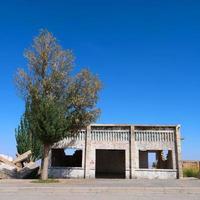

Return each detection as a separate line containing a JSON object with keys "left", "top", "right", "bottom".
{"left": 48, "top": 124, "right": 183, "bottom": 179}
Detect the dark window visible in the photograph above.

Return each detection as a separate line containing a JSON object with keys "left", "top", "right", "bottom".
{"left": 139, "top": 150, "right": 173, "bottom": 169}
{"left": 51, "top": 148, "right": 82, "bottom": 167}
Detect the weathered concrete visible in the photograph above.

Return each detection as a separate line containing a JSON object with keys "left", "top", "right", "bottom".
{"left": 134, "top": 169, "right": 177, "bottom": 179}
{"left": 49, "top": 167, "right": 84, "bottom": 178}
{"left": 49, "top": 124, "right": 182, "bottom": 179}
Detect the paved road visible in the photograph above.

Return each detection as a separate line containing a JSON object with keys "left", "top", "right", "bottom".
{"left": 0, "top": 179, "right": 200, "bottom": 200}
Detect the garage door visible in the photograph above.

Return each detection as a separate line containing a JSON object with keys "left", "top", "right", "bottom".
{"left": 95, "top": 149, "right": 125, "bottom": 178}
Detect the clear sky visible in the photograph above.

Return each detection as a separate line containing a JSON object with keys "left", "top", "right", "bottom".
{"left": 0, "top": 0, "right": 199, "bottom": 160}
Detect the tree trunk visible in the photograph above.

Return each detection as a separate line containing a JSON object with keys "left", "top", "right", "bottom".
{"left": 41, "top": 144, "right": 50, "bottom": 180}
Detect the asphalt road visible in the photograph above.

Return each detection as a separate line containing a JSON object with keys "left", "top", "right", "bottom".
{"left": 0, "top": 178, "right": 200, "bottom": 200}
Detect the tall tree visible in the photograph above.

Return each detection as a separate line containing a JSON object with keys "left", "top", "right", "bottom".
{"left": 15, "top": 30, "right": 101, "bottom": 180}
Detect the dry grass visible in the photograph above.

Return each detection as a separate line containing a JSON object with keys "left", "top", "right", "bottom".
{"left": 183, "top": 168, "right": 199, "bottom": 178}
{"left": 31, "top": 179, "right": 59, "bottom": 183}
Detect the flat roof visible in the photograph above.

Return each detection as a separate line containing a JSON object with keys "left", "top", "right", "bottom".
{"left": 90, "top": 124, "right": 180, "bottom": 128}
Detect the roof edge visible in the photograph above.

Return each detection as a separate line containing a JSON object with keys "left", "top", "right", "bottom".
{"left": 90, "top": 123, "right": 181, "bottom": 127}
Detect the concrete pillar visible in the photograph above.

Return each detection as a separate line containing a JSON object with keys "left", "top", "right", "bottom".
{"left": 172, "top": 146, "right": 177, "bottom": 170}
{"left": 175, "top": 125, "right": 183, "bottom": 178}
{"left": 130, "top": 126, "right": 138, "bottom": 178}
{"left": 129, "top": 126, "right": 132, "bottom": 179}
{"left": 84, "top": 125, "right": 91, "bottom": 178}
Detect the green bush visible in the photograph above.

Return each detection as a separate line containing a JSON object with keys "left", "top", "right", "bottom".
{"left": 183, "top": 168, "right": 199, "bottom": 178}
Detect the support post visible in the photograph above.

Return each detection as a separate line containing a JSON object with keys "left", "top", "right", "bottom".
{"left": 175, "top": 125, "right": 183, "bottom": 178}
{"left": 130, "top": 125, "right": 137, "bottom": 178}
{"left": 129, "top": 126, "right": 132, "bottom": 179}
{"left": 84, "top": 125, "right": 91, "bottom": 178}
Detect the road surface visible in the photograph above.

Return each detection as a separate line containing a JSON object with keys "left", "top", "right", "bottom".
{"left": 0, "top": 178, "right": 200, "bottom": 200}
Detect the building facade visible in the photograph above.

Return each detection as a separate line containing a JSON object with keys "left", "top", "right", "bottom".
{"left": 48, "top": 124, "right": 183, "bottom": 179}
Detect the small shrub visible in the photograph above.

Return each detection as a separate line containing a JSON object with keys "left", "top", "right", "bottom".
{"left": 183, "top": 168, "right": 199, "bottom": 178}
{"left": 31, "top": 179, "right": 59, "bottom": 183}
{"left": 198, "top": 172, "right": 200, "bottom": 179}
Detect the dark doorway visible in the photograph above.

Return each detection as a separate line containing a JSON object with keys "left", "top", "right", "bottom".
{"left": 95, "top": 149, "right": 125, "bottom": 178}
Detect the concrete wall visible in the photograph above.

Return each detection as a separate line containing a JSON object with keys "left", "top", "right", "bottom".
{"left": 48, "top": 132, "right": 86, "bottom": 178}
{"left": 48, "top": 124, "right": 182, "bottom": 179}
{"left": 182, "top": 160, "right": 200, "bottom": 170}
{"left": 85, "top": 143, "right": 130, "bottom": 178}
{"left": 49, "top": 167, "right": 84, "bottom": 178}
{"left": 134, "top": 169, "right": 177, "bottom": 179}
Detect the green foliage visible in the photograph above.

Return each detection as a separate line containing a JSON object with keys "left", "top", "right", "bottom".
{"left": 15, "top": 29, "right": 101, "bottom": 146}
{"left": 183, "top": 168, "right": 199, "bottom": 178}
{"left": 15, "top": 104, "right": 42, "bottom": 161}
{"left": 29, "top": 96, "right": 69, "bottom": 145}
{"left": 15, "top": 115, "right": 31, "bottom": 154}
{"left": 15, "top": 29, "right": 101, "bottom": 179}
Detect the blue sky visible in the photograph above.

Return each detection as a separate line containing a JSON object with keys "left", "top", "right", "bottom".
{"left": 0, "top": 0, "right": 199, "bottom": 159}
